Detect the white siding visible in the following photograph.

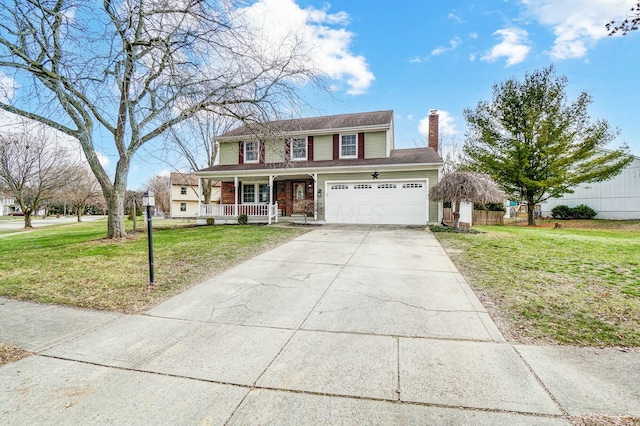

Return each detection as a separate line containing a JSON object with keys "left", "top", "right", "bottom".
{"left": 540, "top": 157, "right": 640, "bottom": 219}
{"left": 219, "top": 142, "right": 238, "bottom": 165}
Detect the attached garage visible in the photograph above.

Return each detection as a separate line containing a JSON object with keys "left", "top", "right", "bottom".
{"left": 324, "top": 179, "right": 429, "bottom": 225}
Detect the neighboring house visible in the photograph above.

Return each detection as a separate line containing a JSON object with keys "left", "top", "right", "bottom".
{"left": 169, "top": 172, "right": 220, "bottom": 218}
{"left": 195, "top": 110, "right": 443, "bottom": 225}
{"left": 0, "top": 193, "right": 17, "bottom": 216}
{"left": 540, "top": 154, "right": 640, "bottom": 220}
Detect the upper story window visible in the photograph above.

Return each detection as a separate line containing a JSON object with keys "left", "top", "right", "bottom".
{"left": 291, "top": 138, "right": 307, "bottom": 160}
{"left": 340, "top": 134, "right": 357, "bottom": 158}
{"left": 180, "top": 186, "right": 187, "bottom": 195}
{"left": 244, "top": 141, "right": 259, "bottom": 163}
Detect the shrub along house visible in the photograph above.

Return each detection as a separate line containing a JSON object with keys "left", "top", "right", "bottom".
{"left": 195, "top": 110, "right": 443, "bottom": 225}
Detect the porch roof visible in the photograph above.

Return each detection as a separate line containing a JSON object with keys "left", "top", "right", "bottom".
{"left": 197, "top": 147, "right": 442, "bottom": 176}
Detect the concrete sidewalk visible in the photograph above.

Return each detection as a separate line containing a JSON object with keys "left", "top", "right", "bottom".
{"left": 1, "top": 225, "right": 638, "bottom": 425}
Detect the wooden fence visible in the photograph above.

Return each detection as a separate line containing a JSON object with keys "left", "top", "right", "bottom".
{"left": 442, "top": 208, "right": 504, "bottom": 225}
{"left": 472, "top": 210, "right": 504, "bottom": 225}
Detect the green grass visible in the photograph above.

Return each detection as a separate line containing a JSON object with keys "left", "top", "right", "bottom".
{"left": 435, "top": 223, "right": 640, "bottom": 347}
{"left": 0, "top": 220, "right": 307, "bottom": 313}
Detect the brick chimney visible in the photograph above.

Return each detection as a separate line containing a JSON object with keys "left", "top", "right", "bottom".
{"left": 428, "top": 109, "right": 439, "bottom": 153}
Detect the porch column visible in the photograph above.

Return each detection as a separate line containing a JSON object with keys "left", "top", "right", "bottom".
{"left": 268, "top": 175, "right": 274, "bottom": 225}
{"left": 312, "top": 173, "right": 318, "bottom": 221}
{"left": 234, "top": 176, "right": 238, "bottom": 217}
{"left": 197, "top": 177, "right": 202, "bottom": 217}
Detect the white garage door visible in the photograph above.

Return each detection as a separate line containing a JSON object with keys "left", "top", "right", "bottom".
{"left": 325, "top": 180, "right": 428, "bottom": 225}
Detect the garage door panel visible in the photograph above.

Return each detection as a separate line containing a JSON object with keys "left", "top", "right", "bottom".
{"left": 325, "top": 180, "right": 428, "bottom": 225}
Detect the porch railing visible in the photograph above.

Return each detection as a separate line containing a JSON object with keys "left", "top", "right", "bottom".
{"left": 200, "top": 203, "right": 278, "bottom": 222}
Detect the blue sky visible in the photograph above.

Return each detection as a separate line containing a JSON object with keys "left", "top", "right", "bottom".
{"left": 130, "top": 0, "right": 639, "bottom": 189}
{"left": 3, "top": 0, "right": 637, "bottom": 189}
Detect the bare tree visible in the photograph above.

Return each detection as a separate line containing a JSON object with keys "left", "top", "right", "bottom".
{"left": 429, "top": 171, "right": 505, "bottom": 229}
{"left": 163, "top": 111, "right": 236, "bottom": 204}
{"left": 146, "top": 175, "right": 170, "bottom": 213}
{"left": 0, "top": 1, "right": 322, "bottom": 238}
{"left": 65, "top": 166, "right": 102, "bottom": 222}
{"left": 0, "top": 129, "right": 77, "bottom": 228}
{"left": 607, "top": 2, "right": 640, "bottom": 35}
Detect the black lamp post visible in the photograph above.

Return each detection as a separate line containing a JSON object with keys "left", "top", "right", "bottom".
{"left": 142, "top": 191, "right": 155, "bottom": 288}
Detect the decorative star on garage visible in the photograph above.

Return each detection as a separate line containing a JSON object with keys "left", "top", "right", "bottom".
{"left": 371, "top": 171, "right": 379, "bottom": 179}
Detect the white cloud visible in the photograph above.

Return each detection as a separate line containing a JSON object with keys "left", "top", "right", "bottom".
{"left": 158, "top": 169, "right": 171, "bottom": 177}
{"left": 469, "top": 32, "right": 478, "bottom": 39}
{"left": 431, "top": 37, "right": 462, "bottom": 56}
{"left": 409, "top": 56, "right": 428, "bottom": 63}
{"left": 418, "top": 110, "right": 460, "bottom": 140}
{"left": 481, "top": 27, "right": 531, "bottom": 66}
{"left": 0, "top": 72, "right": 17, "bottom": 103}
{"left": 522, "top": 0, "right": 634, "bottom": 59}
{"left": 96, "top": 152, "right": 110, "bottom": 168}
{"left": 240, "top": 0, "right": 374, "bottom": 95}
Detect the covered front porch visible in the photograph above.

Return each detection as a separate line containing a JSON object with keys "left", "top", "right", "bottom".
{"left": 197, "top": 173, "right": 319, "bottom": 224}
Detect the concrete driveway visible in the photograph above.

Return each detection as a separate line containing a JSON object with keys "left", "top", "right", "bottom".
{"left": 1, "top": 225, "right": 638, "bottom": 424}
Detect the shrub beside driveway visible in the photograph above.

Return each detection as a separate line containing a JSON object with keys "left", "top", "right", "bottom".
{"left": 434, "top": 222, "right": 640, "bottom": 347}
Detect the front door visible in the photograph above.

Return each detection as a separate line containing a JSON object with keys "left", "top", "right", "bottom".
{"left": 293, "top": 182, "right": 306, "bottom": 202}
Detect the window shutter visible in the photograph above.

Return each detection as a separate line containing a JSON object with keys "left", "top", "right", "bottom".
{"left": 307, "top": 136, "right": 314, "bottom": 161}
{"left": 259, "top": 141, "right": 265, "bottom": 163}
{"left": 333, "top": 134, "right": 339, "bottom": 160}
{"left": 237, "top": 182, "right": 242, "bottom": 204}
{"left": 358, "top": 133, "right": 365, "bottom": 159}
{"left": 238, "top": 141, "right": 244, "bottom": 164}
{"left": 285, "top": 139, "right": 291, "bottom": 162}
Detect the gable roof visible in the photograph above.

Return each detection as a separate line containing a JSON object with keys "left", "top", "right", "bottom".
{"left": 218, "top": 110, "right": 394, "bottom": 139}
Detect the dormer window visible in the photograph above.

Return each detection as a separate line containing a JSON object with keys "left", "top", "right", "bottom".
{"left": 244, "top": 141, "right": 259, "bottom": 163}
{"left": 340, "top": 134, "right": 357, "bottom": 158}
{"left": 291, "top": 137, "right": 307, "bottom": 161}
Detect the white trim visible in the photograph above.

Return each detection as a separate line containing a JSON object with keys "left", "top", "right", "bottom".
{"left": 244, "top": 141, "right": 260, "bottom": 164}
{"left": 290, "top": 137, "right": 308, "bottom": 161}
{"left": 339, "top": 133, "right": 357, "bottom": 159}
{"left": 195, "top": 162, "right": 441, "bottom": 179}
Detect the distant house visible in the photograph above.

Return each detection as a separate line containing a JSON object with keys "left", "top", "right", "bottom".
{"left": 0, "top": 193, "right": 17, "bottom": 216}
{"left": 169, "top": 172, "right": 220, "bottom": 218}
{"left": 540, "top": 154, "right": 640, "bottom": 220}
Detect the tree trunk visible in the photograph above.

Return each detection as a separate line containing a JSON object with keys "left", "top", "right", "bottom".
{"left": 453, "top": 200, "right": 460, "bottom": 229}
{"left": 77, "top": 208, "right": 82, "bottom": 222}
{"left": 527, "top": 196, "right": 537, "bottom": 226}
{"left": 24, "top": 212, "right": 33, "bottom": 228}
{"left": 203, "top": 179, "right": 212, "bottom": 205}
{"left": 106, "top": 187, "right": 127, "bottom": 239}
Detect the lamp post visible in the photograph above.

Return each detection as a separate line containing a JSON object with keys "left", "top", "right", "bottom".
{"left": 142, "top": 191, "right": 155, "bottom": 288}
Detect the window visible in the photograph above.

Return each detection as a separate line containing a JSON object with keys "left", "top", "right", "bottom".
{"left": 378, "top": 183, "right": 396, "bottom": 189}
{"left": 330, "top": 184, "right": 348, "bottom": 190}
{"left": 291, "top": 138, "right": 307, "bottom": 160}
{"left": 259, "top": 184, "right": 269, "bottom": 203}
{"left": 180, "top": 186, "right": 187, "bottom": 195}
{"left": 244, "top": 141, "right": 259, "bottom": 163}
{"left": 402, "top": 183, "right": 423, "bottom": 189}
{"left": 354, "top": 184, "right": 372, "bottom": 189}
{"left": 340, "top": 134, "right": 357, "bottom": 158}
{"left": 180, "top": 202, "right": 187, "bottom": 212}
{"left": 243, "top": 184, "right": 256, "bottom": 203}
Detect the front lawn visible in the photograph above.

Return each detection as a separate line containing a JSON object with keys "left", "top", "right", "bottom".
{"left": 434, "top": 222, "right": 640, "bottom": 347}
{"left": 0, "top": 221, "right": 306, "bottom": 313}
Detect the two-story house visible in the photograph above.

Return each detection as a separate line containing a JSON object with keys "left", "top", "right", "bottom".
{"left": 195, "top": 110, "right": 443, "bottom": 225}
{"left": 169, "top": 172, "right": 220, "bottom": 218}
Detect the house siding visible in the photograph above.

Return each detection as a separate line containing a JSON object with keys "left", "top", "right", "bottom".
{"left": 364, "top": 131, "right": 386, "bottom": 159}
{"left": 219, "top": 142, "right": 238, "bottom": 165}
{"left": 313, "top": 135, "right": 333, "bottom": 161}
{"left": 317, "top": 169, "right": 439, "bottom": 222}
{"left": 264, "top": 139, "right": 284, "bottom": 163}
